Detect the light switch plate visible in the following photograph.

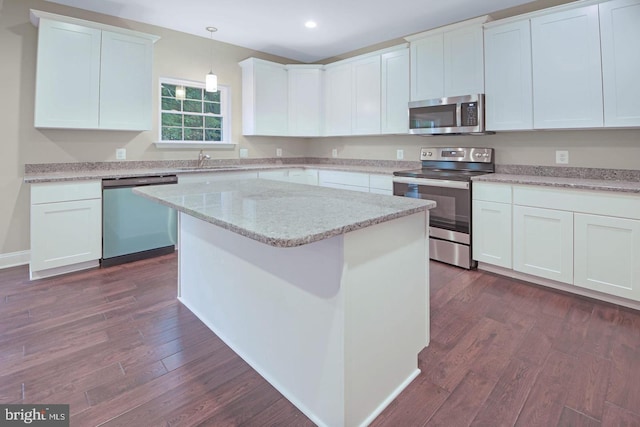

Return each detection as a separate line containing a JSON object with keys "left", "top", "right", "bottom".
{"left": 276, "top": 148, "right": 282, "bottom": 157}
{"left": 331, "top": 148, "right": 338, "bottom": 158}
{"left": 239, "top": 148, "right": 249, "bottom": 158}
{"left": 396, "top": 149, "right": 404, "bottom": 160}
{"left": 556, "top": 150, "right": 569, "bottom": 164}
{"left": 115, "top": 148, "right": 126, "bottom": 160}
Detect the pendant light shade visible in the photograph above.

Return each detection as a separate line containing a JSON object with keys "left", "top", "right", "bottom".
{"left": 205, "top": 26, "right": 218, "bottom": 93}
{"left": 206, "top": 72, "right": 218, "bottom": 93}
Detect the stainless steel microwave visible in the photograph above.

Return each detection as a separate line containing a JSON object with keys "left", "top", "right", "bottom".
{"left": 408, "top": 94, "right": 487, "bottom": 135}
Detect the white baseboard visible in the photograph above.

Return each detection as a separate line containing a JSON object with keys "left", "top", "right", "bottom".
{"left": 0, "top": 250, "right": 30, "bottom": 269}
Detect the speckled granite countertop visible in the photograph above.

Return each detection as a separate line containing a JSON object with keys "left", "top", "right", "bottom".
{"left": 473, "top": 163, "right": 640, "bottom": 193}
{"left": 23, "top": 158, "right": 415, "bottom": 183}
{"left": 133, "top": 179, "right": 435, "bottom": 247}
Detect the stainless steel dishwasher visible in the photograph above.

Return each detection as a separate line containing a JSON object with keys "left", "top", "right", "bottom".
{"left": 102, "top": 175, "right": 178, "bottom": 267}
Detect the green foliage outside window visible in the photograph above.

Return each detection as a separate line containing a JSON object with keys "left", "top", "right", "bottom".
{"left": 160, "top": 82, "right": 224, "bottom": 143}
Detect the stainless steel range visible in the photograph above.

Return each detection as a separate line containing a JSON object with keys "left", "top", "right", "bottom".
{"left": 393, "top": 147, "right": 494, "bottom": 269}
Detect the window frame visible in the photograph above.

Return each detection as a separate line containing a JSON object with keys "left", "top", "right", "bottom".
{"left": 157, "top": 77, "right": 232, "bottom": 147}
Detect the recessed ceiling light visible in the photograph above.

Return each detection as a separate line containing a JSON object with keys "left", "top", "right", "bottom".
{"left": 304, "top": 20, "right": 317, "bottom": 29}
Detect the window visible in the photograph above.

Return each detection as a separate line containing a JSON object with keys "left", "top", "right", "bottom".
{"left": 159, "top": 78, "right": 231, "bottom": 144}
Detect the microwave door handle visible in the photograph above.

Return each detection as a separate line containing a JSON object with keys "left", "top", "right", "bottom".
{"left": 393, "top": 176, "right": 470, "bottom": 190}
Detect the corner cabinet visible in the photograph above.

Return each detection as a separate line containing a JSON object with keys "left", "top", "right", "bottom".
{"left": 31, "top": 10, "right": 159, "bottom": 131}
{"left": 30, "top": 180, "right": 102, "bottom": 280}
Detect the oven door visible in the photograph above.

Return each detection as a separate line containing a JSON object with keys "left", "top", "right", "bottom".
{"left": 392, "top": 176, "right": 470, "bottom": 245}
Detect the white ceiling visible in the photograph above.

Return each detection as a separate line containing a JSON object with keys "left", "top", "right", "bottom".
{"left": 45, "top": 0, "right": 536, "bottom": 63}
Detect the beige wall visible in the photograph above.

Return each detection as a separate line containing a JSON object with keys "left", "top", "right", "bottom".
{"left": 1, "top": 0, "right": 639, "bottom": 258}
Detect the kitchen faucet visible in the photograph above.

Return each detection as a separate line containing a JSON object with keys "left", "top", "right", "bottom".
{"left": 197, "top": 150, "right": 211, "bottom": 168}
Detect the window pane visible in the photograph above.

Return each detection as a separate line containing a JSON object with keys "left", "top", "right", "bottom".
{"left": 162, "top": 97, "right": 182, "bottom": 112}
{"left": 184, "top": 115, "right": 203, "bottom": 128}
{"left": 162, "top": 127, "right": 182, "bottom": 140}
{"left": 186, "top": 87, "right": 202, "bottom": 100}
{"left": 205, "top": 129, "right": 221, "bottom": 141}
{"left": 162, "top": 113, "right": 182, "bottom": 127}
{"left": 204, "top": 91, "right": 220, "bottom": 102}
{"left": 184, "top": 128, "right": 204, "bottom": 141}
{"left": 204, "top": 102, "right": 220, "bottom": 114}
{"left": 184, "top": 100, "right": 202, "bottom": 113}
{"left": 205, "top": 116, "right": 221, "bottom": 128}
{"left": 161, "top": 84, "right": 176, "bottom": 97}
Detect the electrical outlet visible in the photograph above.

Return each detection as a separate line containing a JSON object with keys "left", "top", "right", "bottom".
{"left": 276, "top": 148, "right": 282, "bottom": 157}
{"left": 115, "top": 148, "right": 126, "bottom": 160}
{"left": 331, "top": 148, "right": 338, "bottom": 158}
{"left": 396, "top": 149, "right": 404, "bottom": 160}
{"left": 556, "top": 150, "right": 569, "bottom": 164}
{"left": 239, "top": 148, "right": 249, "bottom": 158}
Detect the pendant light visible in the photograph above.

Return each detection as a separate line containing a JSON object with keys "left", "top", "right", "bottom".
{"left": 205, "top": 26, "right": 218, "bottom": 93}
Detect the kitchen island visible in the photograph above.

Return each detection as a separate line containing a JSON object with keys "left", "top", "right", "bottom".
{"left": 133, "top": 179, "right": 434, "bottom": 427}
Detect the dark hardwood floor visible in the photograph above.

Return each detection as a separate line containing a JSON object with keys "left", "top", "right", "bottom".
{"left": 1, "top": 254, "right": 639, "bottom": 426}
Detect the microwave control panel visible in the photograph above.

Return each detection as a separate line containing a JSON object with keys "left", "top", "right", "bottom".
{"left": 461, "top": 102, "right": 478, "bottom": 126}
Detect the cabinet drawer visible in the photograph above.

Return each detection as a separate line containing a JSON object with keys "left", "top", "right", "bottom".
{"left": 31, "top": 180, "right": 101, "bottom": 204}
{"left": 513, "top": 185, "right": 640, "bottom": 219}
{"left": 369, "top": 174, "right": 393, "bottom": 191}
{"left": 318, "top": 171, "right": 369, "bottom": 188}
{"left": 472, "top": 182, "right": 512, "bottom": 203}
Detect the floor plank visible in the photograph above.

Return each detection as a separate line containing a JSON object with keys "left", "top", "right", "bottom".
{"left": 1, "top": 255, "right": 639, "bottom": 426}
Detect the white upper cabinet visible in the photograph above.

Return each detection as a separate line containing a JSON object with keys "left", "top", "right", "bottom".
{"left": 381, "top": 48, "right": 410, "bottom": 134}
{"left": 407, "top": 16, "right": 487, "bottom": 101}
{"left": 100, "top": 31, "right": 154, "bottom": 130}
{"left": 484, "top": 20, "right": 533, "bottom": 131}
{"left": 531, "top": 5, "right": 603, "bottom": 129}
{"left": 287, "top": 65, "right": 323, "bottom": 137}
{"left": 239, "top": 58, "right": 288, "bottom": 136}
{"left": 351, "top": 55, "right": 381, "bottom": 135}
{"left": 324, "top": 62, "right": 353, "bottom": 136}
{"left": 31, "top": 10, "right": 159, "bottom": 131}
{"left": 599, "top": 0, "right": 640, "bottom": 127}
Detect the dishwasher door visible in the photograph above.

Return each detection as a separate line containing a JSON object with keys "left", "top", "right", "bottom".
{"left": 102, "top": 175, "right": 177, "bottom": 267}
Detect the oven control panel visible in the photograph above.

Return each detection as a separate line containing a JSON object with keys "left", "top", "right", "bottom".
{"left": 420, "top": 147, "right": 493, "bottom": 163}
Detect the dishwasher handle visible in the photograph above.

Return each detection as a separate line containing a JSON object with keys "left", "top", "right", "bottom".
{"left": 102, "top": 175, "right": 178, "bottom": 189}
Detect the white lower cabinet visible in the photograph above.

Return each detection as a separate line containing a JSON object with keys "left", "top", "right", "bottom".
{"left": 369, "top": 174, "right": 393, "bottom": 195}
{"left": 474, "top": 181, "right": 640, "bottom": 304}
{"left": 30, "top": 180, "right": 102, "bottom": 280}
{"left": 473, "top": 200, "right": 512, "bottom": 268}
{"left": 318, "top": 170, "right": 370, "bottom": 193}
{"left": 178, "top": 171, "right": 258, "bottom": 184}
{"left": 574, "top": 213, "right": 640, "bottom": 300}
{"left": 513, "top": 205, "right": 574, "bottom": 284}
{"left": 257, "top": 169, "right": 318, "bottom": 186}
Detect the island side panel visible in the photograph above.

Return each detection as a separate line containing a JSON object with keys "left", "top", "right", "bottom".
{"left": 342, "top": 211, "right": 429, "bottom": 427}
{"left": 178, "top": 213, "right": 347, "bottom": 427}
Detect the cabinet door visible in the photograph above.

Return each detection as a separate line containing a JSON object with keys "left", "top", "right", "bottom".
{"left": 288, "top": 169, "right": 318, "bottom": 186}
{"left": 574, "top": 213, "right": 640, "bottom": 301}
{"left": 100, "top": 31, "right": 154, "bottom": 130}
{"left": 31, "top": 198, "right": 102, "bottom": 273}
{"left": 443, "top": 24, "right": 484, "bottom": 97}
{"left": 513, "top": 205, "right": 573, "bottom": 284}
{"left": 484, "top": 20, "right": 533, "bottom": 131}
{"left": 531, "top": 5, "right": 603, "bottom": 129}
{"left": 472, "top": 200, "right": 512, "bottom": 268}
{"left": 288, "top": 67, "right": 323, "bottom": 136}
{"left": 351, "top": 56, "right": 381, "bottom": 135}
{"left": 324, "top": 64, "right": 353, "bottom": 136}
{"left": 34, "top": 19, "right": 101, "bottom": 128}
{"left": 178, "top": 171, "right": 259, "bottom": 184}
{"left": 410, "top": 34, "right": 443, "bottom": 101}
{"left": 381, "top": 49, "right": 410, "bottom": 134}
{"left": 240, "top": 59, "right": 288, "bottom": 136}
{"left": 600, "top": 0, "right": 640, "bottom": 127}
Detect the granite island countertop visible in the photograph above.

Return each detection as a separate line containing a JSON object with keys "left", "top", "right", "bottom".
{"left": 133, "top": 179, "right": 435, "bottom": 247}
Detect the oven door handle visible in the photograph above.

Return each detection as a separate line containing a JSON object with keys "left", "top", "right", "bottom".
{"left": 392, "top": 176, "right": 470, "bottom": 190}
